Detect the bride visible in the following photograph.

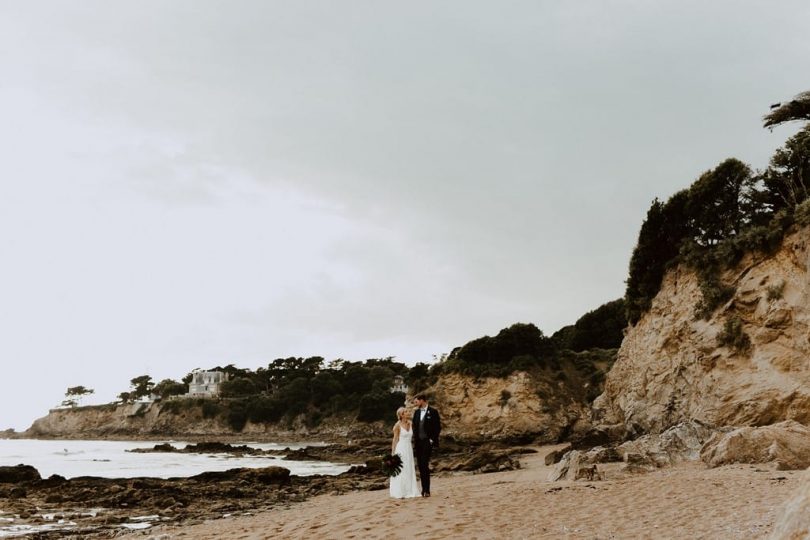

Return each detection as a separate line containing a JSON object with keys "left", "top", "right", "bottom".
{"left": 389, "top": 406, "right": 420, "bottom": 499}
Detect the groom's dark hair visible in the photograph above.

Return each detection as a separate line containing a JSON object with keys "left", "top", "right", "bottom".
{"left": 414, "top": 394, "right": 427, "bottom": 401}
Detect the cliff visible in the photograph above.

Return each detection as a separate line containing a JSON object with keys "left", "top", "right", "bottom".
{"left": 26, "top": 366, "right": 600, "bottom": 442}
{"left": 431, "top": 371, "right": 590, "bottom": 442}
{"left": 594, "top": 226, "right": 810, "bottom": 435}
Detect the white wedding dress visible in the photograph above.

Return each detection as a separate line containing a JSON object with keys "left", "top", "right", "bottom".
{"left": 389, "top": 424, "right": 420, "bottom": 498}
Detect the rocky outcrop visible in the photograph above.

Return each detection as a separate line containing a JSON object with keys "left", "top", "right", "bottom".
{"left": 701, "top": 421, "right": 810, "bottom": 470}
{"left": 0, "top": 465, "right": 41, "bottom": 483}
{"left": 0, "top": 463, "right": 387, "bottom": 537}
{"left": 594, "top": 227, "right": 810, "bottom": 435}
{"left": 25, "top": 402, "right": 387, "bottom": 441}
{"left": 548, "top": 450, "right": 604, "bottom": 481}
{"left": 617, "top": 421, "right": 715, "bottom": 467}
{"left": 431, "top": 372, "right": 589, "bottom": 442}
{"left": 770, "top": 468, "right": 810, "bottom": 540}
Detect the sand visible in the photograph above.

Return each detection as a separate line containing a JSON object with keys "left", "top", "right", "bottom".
{"left": 123, "top": 445, "right": 802, "bottom": 539}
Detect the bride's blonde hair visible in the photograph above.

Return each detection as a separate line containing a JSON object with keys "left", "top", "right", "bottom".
{"left": 396, "top": 407, "right": 407, "bottom": 420}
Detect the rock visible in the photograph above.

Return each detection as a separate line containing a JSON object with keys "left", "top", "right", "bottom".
{"left": 436, "top": 449, "right": 521, "bottom": 474}
{"left": 0, "top": 465, "right": 41, "bottom": 483}
{"left": 594, "top": 227, "right": 810, "bottom": 435}
{"left": 770, "top": 468, "right": 810, "bottom": 539}
{"left": 574, "top": 464, "right": 602, "bottom": 481}
{"left": 430, "top": 371, "right": 592, "bottom": 443}
{"left": 701, "top": 421, "right": 810, "bottom": 470}
{"left": 617, "top": 421, "right": 715, "bottom": 467}
{"left": 621, "top": 452, "right": 657, "bottom": 473}
{"left": 582, "top": 446, "right": 622, "bottom": 464}
{"left": 247, "top": 467, "right": 291, "bottom": 485}
{"left": 544, "top": 445, "right": 571, "bottom": 466}
{"left": 549, "top": 450, "right": 603, "bottom": 481}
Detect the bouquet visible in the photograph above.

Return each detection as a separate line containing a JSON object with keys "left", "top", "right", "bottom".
{"left": 381, "top": 452, "right": 403, "bottom": 478}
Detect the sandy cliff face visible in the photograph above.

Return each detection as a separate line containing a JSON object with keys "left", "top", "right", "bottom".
{"left": 432, "top": 372, "right": 589, "bottom": 442}
{"left": 26, "top": 403, "right": 232, "bottom": 439}
{"left": 594, "top": 227, "right": 810, "bottom": 434}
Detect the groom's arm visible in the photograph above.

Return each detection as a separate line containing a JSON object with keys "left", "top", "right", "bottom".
{"left": 431, "top": 408, "right": 441, "bottom": 447}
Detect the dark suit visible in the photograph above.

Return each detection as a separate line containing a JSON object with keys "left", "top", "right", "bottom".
{"left": 412, "top": 406, "right": 441, "bottom": 495}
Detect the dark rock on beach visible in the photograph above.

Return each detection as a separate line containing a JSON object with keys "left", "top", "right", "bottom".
{"left": 0, "top": 464, "right": 41, "bottom": 483}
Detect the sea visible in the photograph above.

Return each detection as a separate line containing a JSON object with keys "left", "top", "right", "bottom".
{"left": 0, "top": 439, "right": 353, "bottom": 479}
{"left": 0, "top": 438, "right": 354, "bottom": 538}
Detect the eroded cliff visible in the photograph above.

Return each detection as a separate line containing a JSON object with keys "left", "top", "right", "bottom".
{"left": 594, "top": 226, "right": 810, "bottom": 435}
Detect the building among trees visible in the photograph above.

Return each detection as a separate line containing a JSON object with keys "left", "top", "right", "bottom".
{"left": 390, "top": 375, "right": 408, "bottom": 394}
{"left": 187, "top": 371, "right": 230, "bottom": 398}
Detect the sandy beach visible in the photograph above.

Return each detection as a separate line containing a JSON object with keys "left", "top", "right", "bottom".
{"left": 122, "top": 445, "right": 803, "bottom": 539}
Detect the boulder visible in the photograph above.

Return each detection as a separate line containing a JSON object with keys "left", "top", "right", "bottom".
{"left": 0, "top": 464, "right": 41, "bottom": 483}
{"left": 701, "top": 421, "right": 810, "bottom": 470}
{"left": 618, "top": 421, "right": 715, "bottom": 467}
{"left": 544, "top": 445, "right": 571, "bottom": 466}
{"left": 247, "top": 466, "right": 291, "bottom": 485}
{"left": 770, "top": 468, "right": 810, "bottom": 539}
{"left": 548, "top": 450, "right": 602, "bottom": 481}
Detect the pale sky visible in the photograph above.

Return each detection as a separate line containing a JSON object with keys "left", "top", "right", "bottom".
{"left": 1, "top": 1, "right": 807, "bottom": 430}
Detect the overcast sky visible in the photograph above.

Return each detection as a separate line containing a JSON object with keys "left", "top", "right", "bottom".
{"left": 1, "top": 1, "right": 807, "bottom": 430}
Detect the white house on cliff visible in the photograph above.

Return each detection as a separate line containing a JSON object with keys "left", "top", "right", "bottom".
{"left": 187, "top": 371, "right": 229, "bottom": 398}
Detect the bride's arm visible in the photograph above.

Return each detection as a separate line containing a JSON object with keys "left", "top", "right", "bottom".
{"left": 391, "top": 424, "right": 400, "bottom": 454}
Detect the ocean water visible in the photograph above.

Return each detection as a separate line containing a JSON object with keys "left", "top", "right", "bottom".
{"left": 0, "top": 439, "right": 354, "bottom": 479}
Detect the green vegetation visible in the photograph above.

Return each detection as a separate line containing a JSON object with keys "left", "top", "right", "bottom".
{"left": 626, "top": 116, "right": 810, "bottom": 323}
{"left": 156, "top": 357, "right": 428, "bottom": 431}
{"left": 61, "top": 386, "right": 94, "bottom": 408}
{"left": 552, "top": 298, "right": 626, "bottom": 351}
{"left": 766, "top": 281, "right": 785, "bottom": 301}
{"left": 434, "top": 320, "right": 618, "bottom": 403}
{"left": 716, "top": 316, "right": 751, "bottom": 354}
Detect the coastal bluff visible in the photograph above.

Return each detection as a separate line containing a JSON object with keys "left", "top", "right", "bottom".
{"left": 594, "top": 225, "right": 810, "bottom": 435}
{"left": 24, "top": 371, "right": 593, "bottom": 443}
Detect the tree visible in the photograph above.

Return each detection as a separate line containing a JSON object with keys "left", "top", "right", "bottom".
{"left": 764, "top": 91, "right": 810, "bottom": 129}
{"left": 129, "top": 375, "right": 154, "bottom": 400}
{"left": 553, "top": 299, "right": 626, "bottom": 351}
{"left": 685, "top": 158, "right": 754, "bottom": 245}
{"left": 61, "top": 385, "right": 94, "bottom": 408}
{"left": 117, "top": 391, "right": 133, "bottom": 404}
{"left": 219, "top": 377, "right": 259, "bottom": 398}
{"left": 449, "top": 323, "right": 555, "bottom": 367}
{"left": 760, "top": 127, "right": 810, "bottom": 211}
{"left": 151, "top": 379, "right": 187, "bottom": 399}
{"left": 625, "top": 190, "right": 692, "bottom": 323}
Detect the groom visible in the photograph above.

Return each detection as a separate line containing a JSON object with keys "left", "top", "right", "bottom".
{"left": 411, "top": 394, "right": 441, "bottom": 497}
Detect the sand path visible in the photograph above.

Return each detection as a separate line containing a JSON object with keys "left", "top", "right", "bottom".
{"left": 124, "top": 445, "right": 801, "bottom": 539}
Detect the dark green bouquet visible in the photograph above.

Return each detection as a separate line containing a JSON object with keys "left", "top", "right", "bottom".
{"left": 381, "top": 452, "right": 403, "bottom": 477}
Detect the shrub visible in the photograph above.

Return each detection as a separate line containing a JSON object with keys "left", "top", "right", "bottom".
{"left": 201, "top": 400, "right": 223, "bottom": 419}
{"left": 796, "top": 199, "right": 810, "bottom": 226}
{"left": 694, "top": 271, "right": 735, "bottom": 320}
{"left": 766, "top": 281, "right": 785, "bottom": 301}
{"left": 225, "top": 400, "right": 249, "bottom": 431}
{"left": 499, "top": 390, "right": 511, "bottom": 406}
{"left": 247, "top": 396, "right": 285, "bottom": 424}
{"left": 717, "top": 316, "right": 751, "bottom": 353}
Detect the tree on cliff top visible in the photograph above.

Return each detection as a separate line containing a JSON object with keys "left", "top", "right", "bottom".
{"left": 61, "top": 385, "right": 94, "bottom": 407}
{"left": 553, "top": 298, "right": 626, "bottom": 351}
{"left": 764, "top": 91, "right": 810, "bottom": 129}
{"left": 129, "top": 375, "right": 154, "bottom": 400}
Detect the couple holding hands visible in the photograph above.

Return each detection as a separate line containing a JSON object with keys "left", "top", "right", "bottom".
{"left": 389, "top": 394, "right": 441, "bottom": 499}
